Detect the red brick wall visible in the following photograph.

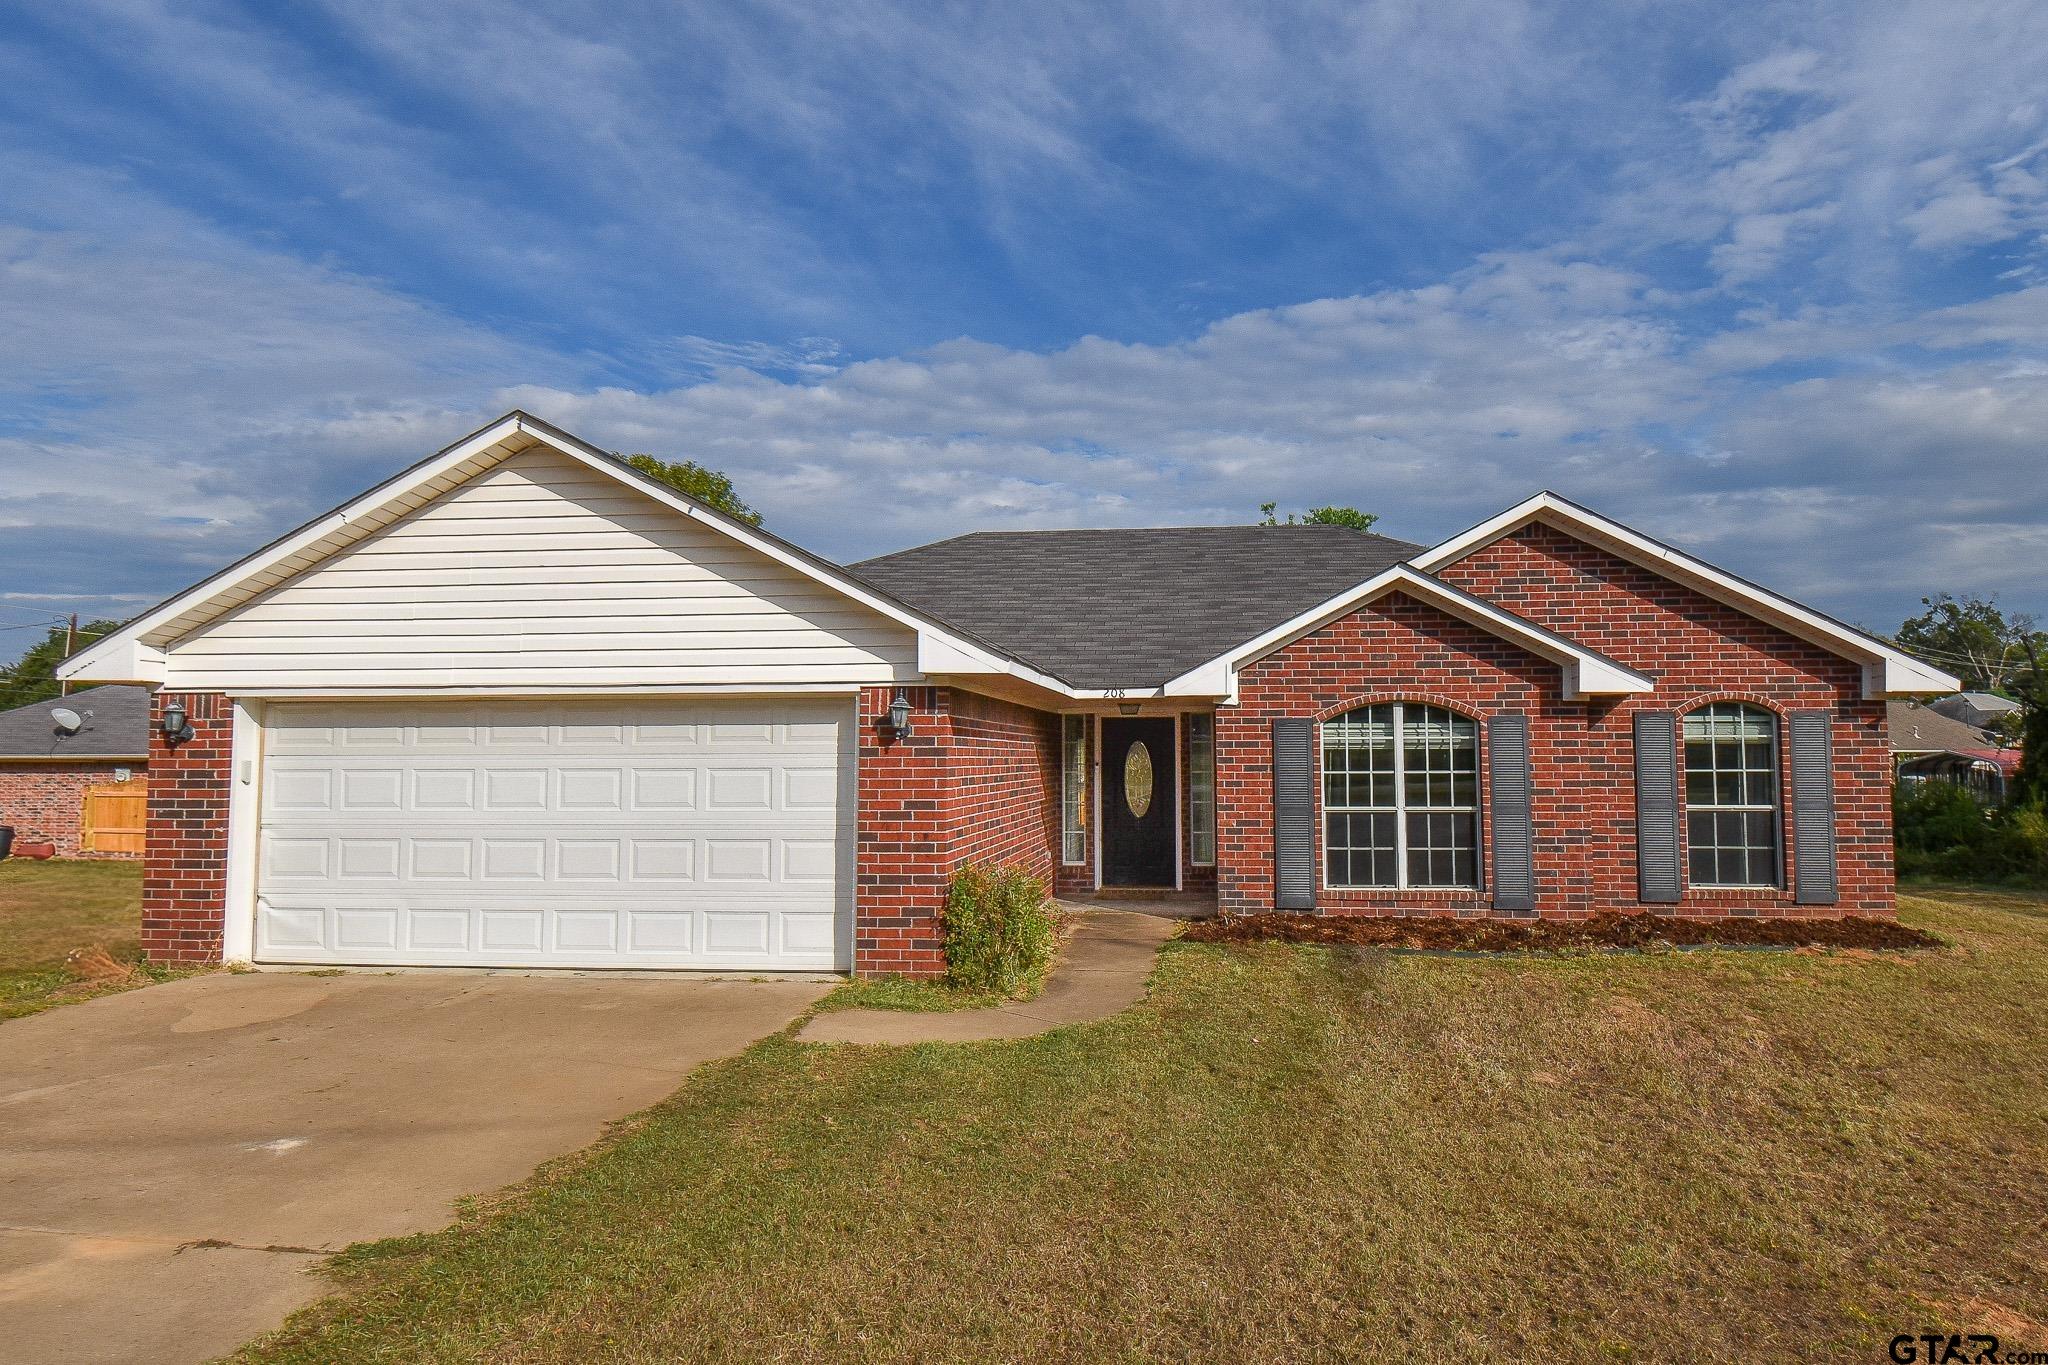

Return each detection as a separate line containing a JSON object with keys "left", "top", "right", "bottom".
{"left": 948, "top": 689, "right": 1062, "bottom": 880}
{"left": 1218, "top": 594, "right": 1559, "bottom": 916}
{"left": 854, "top": 686, "right": 1061, "bottom": 976}
{"left": 142, "top": 692, "right": 232, "bottom": 963}
{"left": 0, "top": 762, "right": 146, "bottom": 858}
{"left": 1436, "top": 524, "right": 1891, "bottom": 915}
{"left": 1216, "top": 523, "right": 1893, "bottom": 920}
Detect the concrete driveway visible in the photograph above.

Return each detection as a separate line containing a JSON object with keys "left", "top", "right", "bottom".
{"left": 0, "top": 970, "right": 831, "bottom": 1364}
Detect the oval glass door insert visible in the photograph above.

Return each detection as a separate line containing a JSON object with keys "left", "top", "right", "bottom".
{"left": 1123, "top": 741, "right": 1155, "bottom": 818}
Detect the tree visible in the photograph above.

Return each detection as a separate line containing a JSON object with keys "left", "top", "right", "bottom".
{"left": 1895, "top": 592, "right": 2040, "bottom": 694}
{"left": 1257, "top": 502, "right": 1379, "bottom": 532}
{"left": 2008, "top": 627, "right": 2048, "bottom": 811}
{"left": 1894, "top": 592, "right": 2048, "bottom": 808}
{"left": 621, "top": 454, "right": 762, "bottom": 526}
{"left": 0, "top": 621, "right": 121, "bottom": 710}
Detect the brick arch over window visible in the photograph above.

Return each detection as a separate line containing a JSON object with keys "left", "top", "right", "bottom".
{"left": 1312, "top": 691, "right": 1498, "bottom": 724}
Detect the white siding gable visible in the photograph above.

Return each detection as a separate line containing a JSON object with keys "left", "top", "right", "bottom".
{"left": 167, "top": 447, "right": 918, "bottom": 691}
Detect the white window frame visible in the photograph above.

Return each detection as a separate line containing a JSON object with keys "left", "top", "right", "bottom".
{"left": 1187, "top": 712, "right": 1216, "bottom": 867}
{"left": 1322, "top": 702, "right": 1482, "bottom": 891}
{"left": 1061, "top": 714, "right": 1089, "bottom": 866}
{"left": 1681, "top": 703, "right": 1783, "bottom": 890}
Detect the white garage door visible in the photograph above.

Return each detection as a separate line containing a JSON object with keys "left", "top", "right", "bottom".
{"left": 255, "top": 698, "right": 853, "bottom": 970}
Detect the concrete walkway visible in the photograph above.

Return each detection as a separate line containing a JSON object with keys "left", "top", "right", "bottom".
{"left": 798, "top": 909, "right": 1177, "bottom": 1044}
{"left": 0, "top": 971, "right": 829, "bottom": 1365}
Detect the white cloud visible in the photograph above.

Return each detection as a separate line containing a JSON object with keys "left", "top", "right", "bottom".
{"left": 3, "top": 0, "right": 2047, "bottom": 651}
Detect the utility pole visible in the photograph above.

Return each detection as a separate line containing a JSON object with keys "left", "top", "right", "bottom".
{"left": 60, "top": 614, "right": 76, "bottom": 696}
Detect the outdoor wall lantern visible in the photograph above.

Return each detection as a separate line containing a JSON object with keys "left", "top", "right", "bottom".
{"left": 1117, "top": 702, "right": 1141, "bottom": 716}
{"left": 161, "top": 701, "right": 194, "bottom": 746}
{"left": 886, "top": 689, "right": 914, "bottom": 738}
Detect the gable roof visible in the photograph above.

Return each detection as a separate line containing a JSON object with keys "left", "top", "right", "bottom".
{"left": 851, "top": 525, "right": 1420, "bottom": 689}
{"left": 60, "top": 412, "right": 1067, "bottom": 695}
{"left": 1937, "top": 691, "right": 2021, "bottom": 715}
{"left": 59, "top": 416, "right": 1960, "bottom": 705}
{"left": 0, "top": 685, "right": 151, "bottom": 760}
{"left": 1412, "top": 492, "right": 1959, "bottom": 699}
{"left": 1160, "top": 564, "right": 1655, "bottom": 701}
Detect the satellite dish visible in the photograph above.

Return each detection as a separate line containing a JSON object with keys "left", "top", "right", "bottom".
{"left": 49, "top": 707, "right": 83, "bottom": 736}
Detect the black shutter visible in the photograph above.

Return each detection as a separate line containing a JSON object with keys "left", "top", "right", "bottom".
{"left": 1790, "top": 710, "right": 1839, "bottom": 905}
{"left": 1634, "top": 711, "right": 1681, "bottom": 904}
{"left": 1488, "top": 714, "right": 1534, "bottom": 913}
{"left": 1273, "top": 718, "right": 1315, "bottom": 911}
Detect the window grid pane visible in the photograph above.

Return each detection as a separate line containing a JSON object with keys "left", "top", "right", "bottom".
{"left": 1061, "top": 715, "right": 1088, "bottom": 865}
{"left": 1324, "top": 704, "right": 1479, "bottom": 890}
{"left": 1681, "top": 704, "right": 1779, "bottom": 888}
{"left": 1189, "top": 715, "right": 1216, "bottom": 866}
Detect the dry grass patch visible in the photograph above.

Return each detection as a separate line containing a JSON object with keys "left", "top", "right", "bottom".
{"left": 239, "top": 887, "right": 2047, "bottom": 1363}
{"left": 0, "top": 858, "right": 191, "bottom": 1018}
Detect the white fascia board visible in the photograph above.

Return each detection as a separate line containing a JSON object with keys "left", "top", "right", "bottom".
{"left": 58, "top": 413, "right": 536, "bottom": 684}
{"left": 58, "top": 636, "right": 167, "bottom": 685}
{"left": 1162, "top": 564, "right": 1652, "bottom": 702}
{"left": 1414, "top": 493, "right": 1961, "bottom": 699}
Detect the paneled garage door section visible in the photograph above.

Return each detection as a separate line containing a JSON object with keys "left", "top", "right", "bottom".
{"left": 255, "top": 699, "right": 852, "bottom": 970}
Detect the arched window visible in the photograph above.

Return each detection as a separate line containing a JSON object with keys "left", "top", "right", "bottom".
{"left": 1682, "top": 703, "right": 1781, "bottom": 888}
{"left": 1323, "top": 703, "right": 1480, "bottom": 889}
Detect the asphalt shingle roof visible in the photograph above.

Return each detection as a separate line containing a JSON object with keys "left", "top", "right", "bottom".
{"left": 1887, "top": 700, "right": 2001, "bottom": 755}
{"left": 0, "top": 685, "right": 152, "bottom": 760}
{"left": 851, "top": 525, "right": 1423, "bottom": 688}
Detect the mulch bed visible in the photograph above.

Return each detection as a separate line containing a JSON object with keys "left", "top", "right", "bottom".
{"left": 1183, "top": 911, "right": 1942, "bottom": 953}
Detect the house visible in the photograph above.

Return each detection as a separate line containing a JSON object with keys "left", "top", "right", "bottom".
{"left": 60, "top": 412, "right": 1958, "bottom": 975}
{"left": 1889, "top": 700, "right": 2019, "bottom": 803}
{"left": 0, "top": 685, "right": 151, "bottom": 857}
{"left": 1928, "top": 691, "right": 2022, "bottom": 732}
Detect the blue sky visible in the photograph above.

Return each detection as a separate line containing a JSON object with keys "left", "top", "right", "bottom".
{"left": 3, "top": 0, "right": 2046, "bottom": 661}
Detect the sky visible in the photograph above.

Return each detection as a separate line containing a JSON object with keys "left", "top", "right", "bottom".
{"left": 2, "top": 0, "right": 2046, "bottom": 663}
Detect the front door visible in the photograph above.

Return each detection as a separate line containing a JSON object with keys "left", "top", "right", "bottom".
{"left": 1101, "top": 717, "right": 1177, "bottom": 887}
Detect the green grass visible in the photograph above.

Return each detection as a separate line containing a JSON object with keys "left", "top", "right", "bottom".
{"left": 814, "top": 974, "right": 1015, "bottom": 1013}
{"left": 239, "top": 887, "right": 2048, "bottom": 1363}
{"left": 0, "top": 858, "right": 176, "bottom": 1019}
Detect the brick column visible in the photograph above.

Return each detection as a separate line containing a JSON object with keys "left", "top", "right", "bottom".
{"left": 853, "top": 686, "right": 955, "bottom": 976}
{"left": 142, "top": 692, "right": 232, "bottom": 963}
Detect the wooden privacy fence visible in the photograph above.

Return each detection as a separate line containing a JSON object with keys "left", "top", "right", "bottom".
{"left": 81, "top": 779, "right": 147, "bottom": 855}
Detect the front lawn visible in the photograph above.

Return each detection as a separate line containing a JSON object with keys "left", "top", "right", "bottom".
{"left": 0, "top": 858, "right": 155, "bottom": 1018}
{"left": 244, "top": 888, "right": 2047, "bottom": 1363}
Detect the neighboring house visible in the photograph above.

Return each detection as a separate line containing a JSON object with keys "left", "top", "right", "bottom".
{"left": 0, "top": 685, "right": 151, "bottom": 857}
{"left": 62, "top": 412, "right": 1958, "bottom": 975}
{"left": 1889, "top": 701, "right": 2019, "bottom": 804}
{"left": 1928, "top": 691, "right": 2022, "bottom": 732}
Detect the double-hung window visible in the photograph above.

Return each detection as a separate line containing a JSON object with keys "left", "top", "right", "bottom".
{"left": 1061, "top": 715, "right": 1089, "bottom": 865}
{"left": 1682, "top": 704, "right": 1780, "bottom": 888}
{"left": 1323, "top": 703, "right": 1480, "bottom": 889}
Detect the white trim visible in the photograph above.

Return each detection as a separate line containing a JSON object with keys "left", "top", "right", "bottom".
{"left": 1321, "top": 702, "right": 1484, "bottom": 892}
{"left": 1412, "top": 493, "right": 1959, "bottom": 700}
{"left": 1172, "top": 711, "right": 1184, "bottom": 891}
{"left": 221, "top": 699, "right": 263, "bottom": 964}
{"left": 59, "top": 411, "right": 1078, "bottom": 695}
{"left": 1162, "top": 564, "right": 1655, "bottom": 703}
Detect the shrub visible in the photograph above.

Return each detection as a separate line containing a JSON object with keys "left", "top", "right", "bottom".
{"left": 1895, "top": 782, "right": 2048, "bottom": 886}
{"left": 940, "top": 863, "right": 1056, "bottom": 995}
